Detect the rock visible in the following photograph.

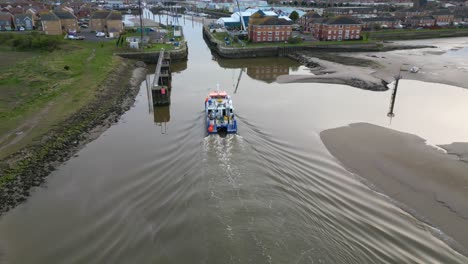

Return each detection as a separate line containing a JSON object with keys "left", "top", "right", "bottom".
{"left": 135, "top": 61, "right": 146, "bottom": 68}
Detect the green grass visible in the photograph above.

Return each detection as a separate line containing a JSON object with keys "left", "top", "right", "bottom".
{"left": 0, "top": 40, "right": 120, "bottom": 158}
{"left": 370, "top": 27, "right": 468, "bottom": 35}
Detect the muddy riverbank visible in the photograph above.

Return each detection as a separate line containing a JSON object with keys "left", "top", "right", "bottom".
{"left": 280, "top": 38, "right": 468, "bottom": 90}
{"left": 0, "top": 59, "right": 147, "bottom": 215}
{"left": 279, "top": 52, "right": 389, "bottom": 91}
{"left": 320, "top": 123, "right": 468, "bottom": 256}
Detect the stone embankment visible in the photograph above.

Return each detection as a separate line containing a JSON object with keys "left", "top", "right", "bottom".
{"left": 203, "top": 26, "right": 435, "bottom": 59}
{"left": 0, "top": 60, "right": 147, "bottom": 215}
{"left": 115, "top": 43, "right": 188, "bottom": 63}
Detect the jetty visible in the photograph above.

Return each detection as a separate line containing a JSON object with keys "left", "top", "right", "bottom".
{"left": 151, "top": 49, "right": 172, "bottom": 106}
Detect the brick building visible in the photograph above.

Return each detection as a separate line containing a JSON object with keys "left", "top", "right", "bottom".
{"left": 431, "top": 9, "right": 454, "bottom": 25}
{"left": 312, "top": 16, "right": 362, "bottom": 41}
{"left": 405, "top": 16, "right": 435, "bottom": 27}
{"left": 40, "top": 12, "right": 62, "bottom": 35}
{"left": 54, "top": 10, "right": 78, "bottom": 33}
{"left": 248, "top": 13, "right": 292, "bottom": 43}
{"left": 299, "top": 11, "right": 321, "bottom": 33}
{"left": 361, "top": 17, "right": 401, "bottom": 30}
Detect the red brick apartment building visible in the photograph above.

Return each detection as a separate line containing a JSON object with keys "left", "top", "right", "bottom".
{"left": 248, "top": 13, "right": 293, "bottom": 43}
{"left": 312, "top": 16, "right": 362, "bottom": 41}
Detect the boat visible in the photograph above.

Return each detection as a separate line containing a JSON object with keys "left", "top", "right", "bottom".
{"left": 205, "top": 89, "right": 237, "bottom": 137}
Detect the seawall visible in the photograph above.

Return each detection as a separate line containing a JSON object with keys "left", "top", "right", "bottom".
{"left": 115, "top": 44, "right": 188, "bottom": 63}
{"left": 203, "top": 26, "right": 438, "bottom": 59}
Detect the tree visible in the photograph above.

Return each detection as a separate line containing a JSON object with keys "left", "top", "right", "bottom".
{"left": 289, "top": 11, "right": 299, "bottom": 22}
{"left": 371, "top": 23, "right": 381, "bottom": 31}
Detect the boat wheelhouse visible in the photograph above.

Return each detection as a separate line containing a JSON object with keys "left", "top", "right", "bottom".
{"left": 205, "top": 90, "right": 237, "bottom": 137}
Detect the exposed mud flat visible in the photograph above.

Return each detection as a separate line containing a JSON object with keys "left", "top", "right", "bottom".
{"left": 321, "top": 123, "right": 468, "bottom": 255}
{"left": 0, "top": 60, "right": 147, "bottom": 215}
{"left": 279, "top": 53, "right": 389, "bottom": 91}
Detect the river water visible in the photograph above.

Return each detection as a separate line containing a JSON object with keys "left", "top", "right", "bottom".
{"left": 1, "top": 17, "right": 468, "bottom": 264}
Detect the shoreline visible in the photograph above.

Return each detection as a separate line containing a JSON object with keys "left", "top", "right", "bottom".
{"left": 0, "top": 59, "right": 147, "bottom": 215}
{"left": 279, "top": 40, "right": 468, "bottom": 90}
{"left": 320, "top": 123, "right": 468, "bottom": 256}
{"left": 279, "top": 53, "right": 389, "bottom": 91}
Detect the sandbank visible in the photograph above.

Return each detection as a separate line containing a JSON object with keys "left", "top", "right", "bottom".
{"left": 320, "top": 123, "right": 468, "bottom": 255}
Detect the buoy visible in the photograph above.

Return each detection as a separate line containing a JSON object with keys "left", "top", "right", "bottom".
{"left": 208, "top": 125, "right": 213, "bottom": 133}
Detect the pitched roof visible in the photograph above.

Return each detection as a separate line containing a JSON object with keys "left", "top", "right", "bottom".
{"left": 91, "top": 10, "right": 110, "bottom": 19}
{"left": 0, "top": 12, "right": 13, "bottom": 20}
{"left": 14, "top": 13, "right": 32, "bottom": 21}
{"left": 40, "top": 12, "right": 59, "bottom": 21}
{"left": 432, "top": 9, "right": 452, "bottom": 16}
{"left": 54, "top": 11, "right": 76, "bottom": 19}
{"left": 106, "top": 11, "right": 122, "bottom": 20}
{"left": 250, "top": 16, "right": 292, "bottom": 25}
{"left": 326, "top": 16, "right": 361, "bottom": 25}
{"left": 304, "top": 11, "right": 321, "bottom": 18}
{"left": 361, "top": 17, "right": 398, "bottom": 22}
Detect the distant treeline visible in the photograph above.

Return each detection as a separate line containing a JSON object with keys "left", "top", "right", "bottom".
{"left": 0, "top": 32, "right": 62, "bottom": 51}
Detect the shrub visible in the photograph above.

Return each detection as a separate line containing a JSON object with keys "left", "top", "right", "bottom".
{"left": 0, "top": 32, "right": 62, "bottom": 51}
{"left": 287, "top": 36, "right": 302, "bottom": 44}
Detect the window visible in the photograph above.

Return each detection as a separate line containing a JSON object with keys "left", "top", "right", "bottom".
{"left": 263, "top": 37, "right": 266, "bottom": 41}
{"left": 339, "top": 30, "right": 342, "bottom": 34}
{"left": 275, "top": 37, "right": 279, "bottom": 41}
{"left": 276, "top": 32, "right": 279, "bottom": 35}
{"left": 328, "top": 35, "right": 331, "bottom": 40}
{"left": 328, "top": 30, "right": 331, "bottom": 34}
{"left": 268, "top": 37, "right": 272, "bottom": 41}
{"left": 339, "top": 25, "right": 343, "bottom": 28}
{"left": 268, "top": 32, "right": 272, "bottom": 35}
{"left": 257, "top": 32, "right": 261, "bottom": 35}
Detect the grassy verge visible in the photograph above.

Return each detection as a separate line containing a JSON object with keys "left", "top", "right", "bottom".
{"left": 0, "top": 40, "right": 120, "bottom": 159}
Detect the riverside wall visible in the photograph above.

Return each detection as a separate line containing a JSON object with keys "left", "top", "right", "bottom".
{"left": 115, "top": 44, "right": 188, "bottom": 63}
{"left": 202, "top": 26, "right": 442, "bottom": 59}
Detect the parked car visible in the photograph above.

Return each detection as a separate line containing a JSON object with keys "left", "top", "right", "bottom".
{"left": 96, "top": 32, "right": 105, "bottom": 37}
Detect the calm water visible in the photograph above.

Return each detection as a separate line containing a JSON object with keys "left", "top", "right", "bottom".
{"left": 1, "top": 16, "right": 468, "bottom": 264}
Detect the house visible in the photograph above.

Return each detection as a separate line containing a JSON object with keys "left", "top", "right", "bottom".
{"left": 105, "top": 11, "right": 123, "bottom": 37}
{"left": 0, "top": 12, "right": 14, "bottom": 31}
{"left": 361, "top": 17, "right": 401, "bottom": 30}
{"left": 90, "top": 10, "right": 123, "bottom": 36}
{"left": 14, "top": 14, "right": 34, "bottom": 30}
{"left": 431, "top": 9, "right": 454, "bottom": 26}
{"left": 299, "top": 11, "right": 321, "bottom": 33}
{"left": 54, "top": 11, "right": 78, "bottom": 33}
{"left": 107, "top": 0, "right": 124, "bottom": 9}
{"left": 76, "top": 6, "right": 91, "bottom": 18}
{"left": 324, "top": 7, "right": 378, "bottom": 17}
{"left": 395, "top": 8, "right": 430, "bottom": 20}
{"left": 311, "top": 16, "right": 362, "bottom": 41}
{"left": 40, "top": 12, "right": 62, "bottom": 35}
{"left": 90, "top": 10, "right": 110, "bottom": 32}
{"left": 248, "top": 13, "right": 293, "bottom": 43}
{"left": 405, "top": 16, "right": 435, "bottom": 27}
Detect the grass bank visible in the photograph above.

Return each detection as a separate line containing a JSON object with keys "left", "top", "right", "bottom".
{"left": 0, "top": 40, "right": 120, "bottom": 159}
{"left": 367, "top": 27, "right": 468, "bottom": 40}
